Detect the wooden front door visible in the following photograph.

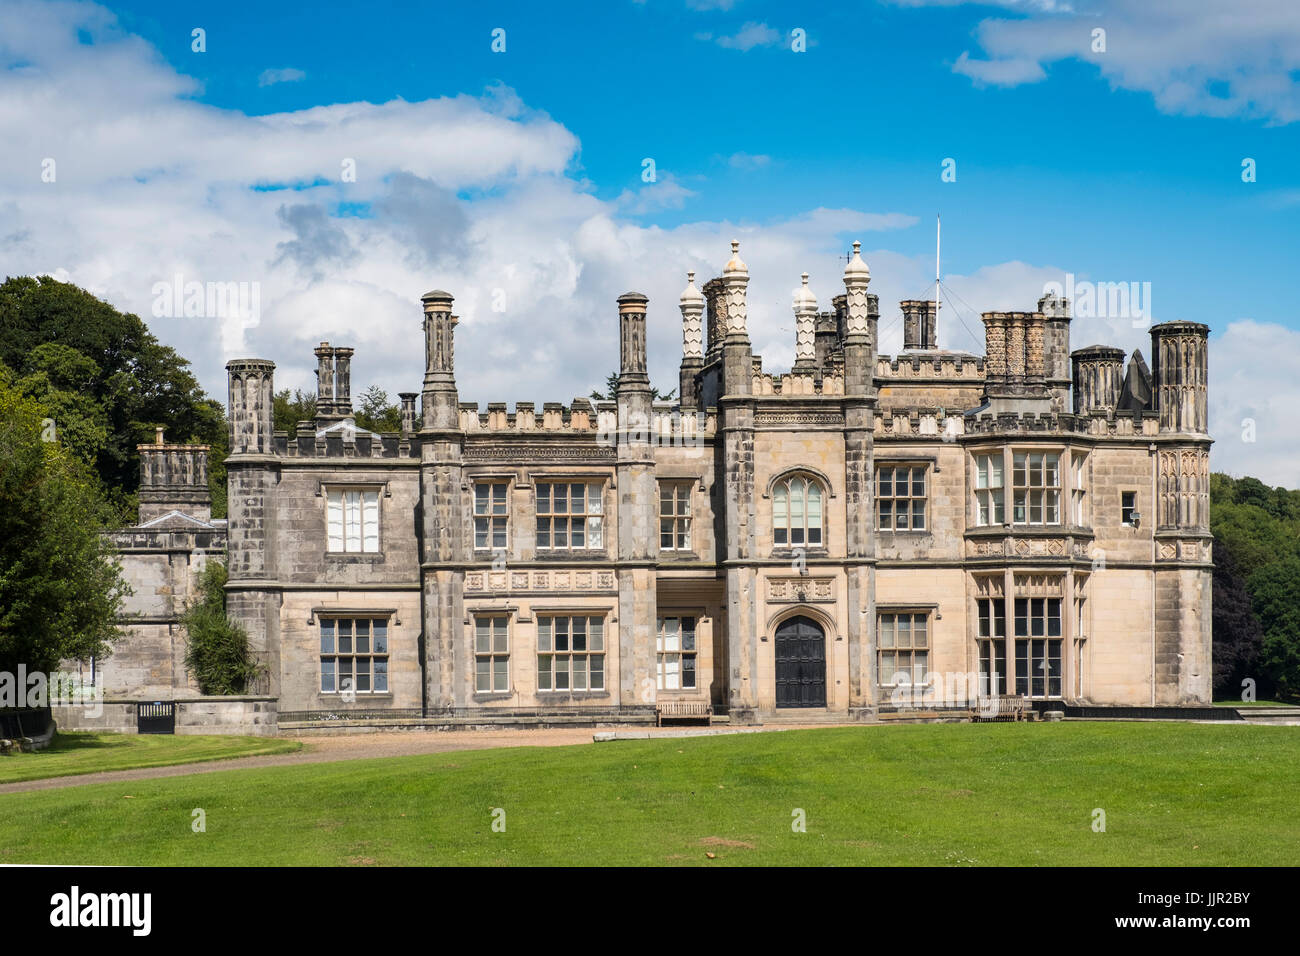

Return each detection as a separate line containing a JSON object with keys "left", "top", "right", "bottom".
{"left": 774, "top": 616, "right": 826, "bottom": 708}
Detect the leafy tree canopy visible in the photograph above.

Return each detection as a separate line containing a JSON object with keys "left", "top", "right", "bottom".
{"left": 0, "top": 276, "right": 227, "bottom": 520}
{"left": 0, "top": 368, "right": 128, "bottom": 674}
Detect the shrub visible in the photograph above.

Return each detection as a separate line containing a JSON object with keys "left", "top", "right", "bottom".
{"left": 181, "top": 562, "right": 262, "bottom": 695}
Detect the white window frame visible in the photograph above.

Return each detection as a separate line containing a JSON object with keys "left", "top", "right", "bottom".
{"left": 326, "top": 487, "right": 381, "bottom": 553}
{"left": 974, "top": 453, "right": 1004, "bottom": 527}
{"left": 474, "top": 615, "right": 510, "bottom": 693}
{"left": 1011, "top": 451, "right": 1061, "bottom": 526}
{"left": 877, "top": 610, "right": 930, "bottom": 688}
{"left": 474, "top": 481, "right": 510, "bottom": 551}
{"left": 320, "top": 616, "right": 390, "bottom": 694}
{"left": 537, "top": 615, "right": 606, "bottom": 692}
{"left": 1071, "top": 453, "right": 1087, "bottom": 526}
{"left": 656, "top": 616, "right": 698, "bottom": 690}
{"left": 535, "top": 482, "right": 605, "bottom": 551}
{"left": 876, "top": 463, "right": 928, "bottom": 531}
{"left": 658, "top": 481, "right": 693, "bottom": 552}
{"left": 772, "top": 473, "right": 825, "bottom": 548}
{"left": 1121, "top": 490, "right": 1138, "bottom": 526}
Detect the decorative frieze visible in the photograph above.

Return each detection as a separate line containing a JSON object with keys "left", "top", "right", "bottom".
{"left": 767, "top": 576, "right": 835, "bottom": 603}
{"left": 465, "top": 569, "right": 618, "bottom": 593}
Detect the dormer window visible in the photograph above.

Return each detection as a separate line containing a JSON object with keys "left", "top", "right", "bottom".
{"left": 773, "top": 474, "right": 824, "bottom": 547}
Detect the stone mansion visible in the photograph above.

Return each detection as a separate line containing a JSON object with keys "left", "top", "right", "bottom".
{"left": 99, "top": 240, "right": 1213, "bottom": 723}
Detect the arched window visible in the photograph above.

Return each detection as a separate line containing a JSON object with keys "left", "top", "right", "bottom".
{"left": 772, "top": 474, "right": 824, "bottom": 547}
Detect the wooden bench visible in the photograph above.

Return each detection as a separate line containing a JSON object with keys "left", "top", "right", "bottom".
{"left": 972, "top": 695, "right": 1030, "bottom": 722}
{"left": 655, "top": 701, "right": 713, "bottom": 727}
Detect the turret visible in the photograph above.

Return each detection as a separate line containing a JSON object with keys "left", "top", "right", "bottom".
{"left": 1071, "top": 345, "right": 1126, "bottom": 414}
{"left": 1150, "top": 321, "right": 1209, "bottom": 435}
{"left": 226, "top": 358, "right": 275, "bottom": 455}
{"left": 1039, "top": 293, "right": 1072, "bottom": 412}
{"left": 137, "top": 427, "right": 212, "bottom": 524}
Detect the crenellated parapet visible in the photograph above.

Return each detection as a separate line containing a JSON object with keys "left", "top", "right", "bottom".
{"left": 876, "top": 354, "right": 984, "bottom": 379}
{"left": 751, "top": 369, "right": 845, "bottom": 396}
{"left": 962, "top": 408, "right": 1161, "bottom": 438}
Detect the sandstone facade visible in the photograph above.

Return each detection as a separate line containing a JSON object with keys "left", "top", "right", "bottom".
{"left": 96, "top": 241, "right": 1213, "bottom": 720}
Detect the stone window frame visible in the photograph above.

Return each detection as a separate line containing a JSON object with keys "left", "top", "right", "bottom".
{"left": 1013, "top": 596, "right": 1064, "bottom": 699}
{"left": 1070, "top": 452, "right": 1089, "bottom": 527}
{"left": 876, "top": 607, "right": 933, "bottom": 689}
{"left": 971, "top": 451, "right": 1005, "bottom": 527}
{"left": 1121, "top": 490, "right": 1138, "bottom": 527}
{"left": 875, "top": 461, "right": 929, "bottom": 532}
{"left": 322, "top": 482, "right": 385, "bottom": 555}
{"left": 472, "top": 479, "right": 511, "bottom": 552}
{"left": 318, "top": 614, "right": 392, "bottom": 696}
{"left": 531, "top": 476, "right": 608, "bottom": 554}
{"left": 975, "top": 598, "right": 1007, "bottom": 696}
{"left": 655, "top": 614, "right": 699, "bottom": 692}
{"left": 1011, "top": 450, "right": 1062, "bottom": 526}
{"left": 658, "top": 479, "right": 694, "bottom": 552}
{"left": 473, "top": 613, "right": 511, "bottom": 694}
{"left": 768, "top": 469, "right": 830, "bottom": 552}
{"left": 969, "top": 446, "right": 1083, "bottom": 530}
{"left": 536, "top": 612, "right": 608, "bottom": 693}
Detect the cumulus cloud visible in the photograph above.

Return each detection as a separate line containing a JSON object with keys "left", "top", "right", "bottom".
{"left": 898, "top": 0, "right": 1300, "bottom": 124}
{"left": 725, "top": 152, "right": 772, "bottom": 170}
{"left": 258, "top": 67, "right": 306, "bottom": 87}
{"left": 715, "top": 22, "right": 783, "bottom": 51}
{"left": 1208, "top": 320, "right": 1300, "bottom": 486}
{"left": 1, "top": 0, "right": 1286, "bottom": 481}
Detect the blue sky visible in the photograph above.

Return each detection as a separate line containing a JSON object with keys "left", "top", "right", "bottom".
{"left": 106, "top": 0, "right": 1298, "bottom": 323}
{"left": 3, "top": 0, "right": 1299, "bottom": 480}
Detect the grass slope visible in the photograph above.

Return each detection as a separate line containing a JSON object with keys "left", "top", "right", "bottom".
{"left": 0, "top": 732, "right": 300, "bottom": 784}
{"left": 0, "top": 723, "right": 1295, "bottom": 866}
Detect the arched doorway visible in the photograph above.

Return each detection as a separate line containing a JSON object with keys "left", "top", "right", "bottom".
{"left": 774, "top": 615, "right": 827, "bottom": 708}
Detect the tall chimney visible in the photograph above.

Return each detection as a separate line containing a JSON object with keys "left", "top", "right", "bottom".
{"left": 420, "top": 290, "right": 459, "bottom": 432}
{"left": 792, "top": 273, "right": 818, "bottom": 370}
{"left": 902, "top": 300, "right": 937, "bottom": 350}
{"left": 679, "top": 272, "right": 704, "bottom": 407}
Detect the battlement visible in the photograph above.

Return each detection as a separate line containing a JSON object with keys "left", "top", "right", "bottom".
{"left": 876, "top": 353, "right": 985, "bottom": 380}
{"left": 457, "top": 400, "right": 718, "bottom": 442}
{"left": 962, "top": 408, "right": 1161, "bottom": 438}
{"left": 281, "top": 424, "right": 416, "bottom": 460}
{"left": 460, "top": 399, "right": 598, "bottom": 432}
{"left": 751, "top": 369, "right": 845, "bottom": 396}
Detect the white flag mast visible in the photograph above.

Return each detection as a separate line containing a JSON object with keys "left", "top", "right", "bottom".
{"left": 935, "top": 214, "right": 941, "bottom": 331}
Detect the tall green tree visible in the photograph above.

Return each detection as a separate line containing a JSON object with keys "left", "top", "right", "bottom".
{"left": 0, "top": 276, "right": 226, "bottom": 521}
{"left": 273, "top": 388, "right": 317, "bottom": 433}
{"left": 355, "top": 385, "right": 402, "bottom": 433}
{"left": 0, "top": 370, "right": 128, "bottom": 675}
{"left": 589, "top": 371, "right": 677, "bottom": 401}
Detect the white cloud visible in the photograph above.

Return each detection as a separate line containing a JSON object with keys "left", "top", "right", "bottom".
{"left": 898, "top": 0, "right": 1300, "bottom": 124}
{"left": 715, "top": 22, "right": 782, "bottom": 51}
{"left": 952, "top": 50, "right": 1047, "bottom": 86}
{"left": 725, "top": 151, "right": 772, "bottom": 169}
{"left": 258, "top": 67, "right": 306, "bottom": 87}
{"left": 1209, "top": 320, "right": 1300, "bottom": 486}
{"left": 1, "top": 0, "right": 1287, "bottom": 481}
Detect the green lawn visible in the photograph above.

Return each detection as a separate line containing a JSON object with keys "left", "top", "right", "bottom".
{"left": 1214, "top": 699, "right": 1297, "bottom": 707}
{"left": 0, "top": 732, "right": 300, "bottom": 784}
{"left": 1, "top": 722, "right": 1297, "bottom": 866}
